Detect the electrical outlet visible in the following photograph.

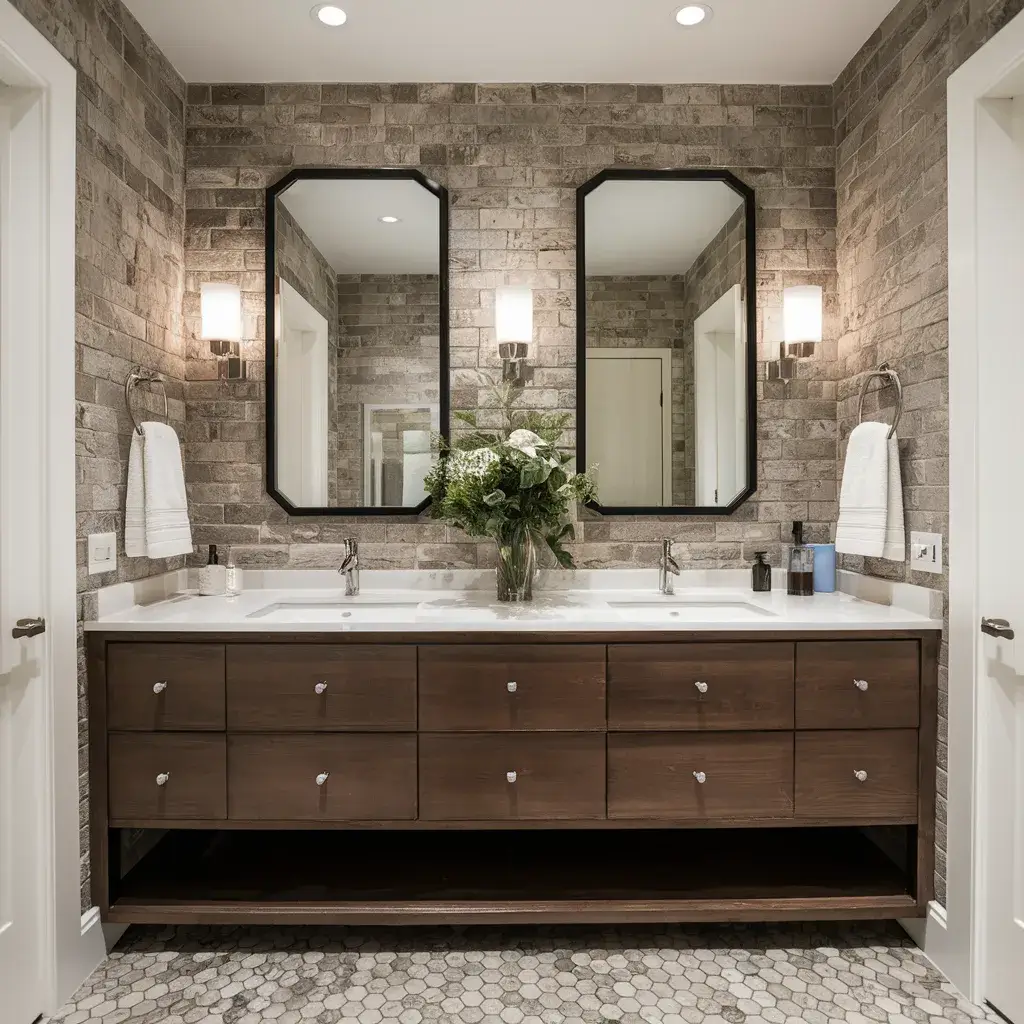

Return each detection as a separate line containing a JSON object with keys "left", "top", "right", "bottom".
{"left": 909, "top": 531, "right": 943, "bottom": 574}
{"left": 87, "top": 531, "right": 117, "bottom": 575}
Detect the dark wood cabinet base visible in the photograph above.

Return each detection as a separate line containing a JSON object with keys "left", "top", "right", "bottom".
{"left": 89, "top": 628, "right": 939, "bottom": 925}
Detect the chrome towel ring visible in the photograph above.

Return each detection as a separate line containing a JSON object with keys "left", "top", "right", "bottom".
{"left": 857, "top": 363, "right": 903, "bottom": 440}
{"left": 124, "top": 368, "right": 168, "bottom": 436}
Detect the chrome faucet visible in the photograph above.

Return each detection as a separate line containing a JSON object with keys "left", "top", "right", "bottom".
{"left": 338, "top": 539, "right": 360, "bottom": 596}
{"left": 659, "top": 538, "right": 680, "bottom": 595}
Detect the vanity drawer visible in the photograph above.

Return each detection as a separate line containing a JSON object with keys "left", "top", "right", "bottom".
{"left": 607, "top": 733, "right": 794, "bottom": 819}
{"left": 419, "top": 734, "right": 606, "bottom": 820}
{"left": 796, "top": 641, "right": 920, "bottom": 729}
{"left": 109, "top": 733, "right": 226, "bottom": 821}
{"left": 228, "top": 734, "right": 417, "bottom": 821}
{"left": 107, "top": 643, "right": 225, "bottom": 731}
{"left": 226, "top": 645, "right": 416, "bottom": 731}
{"left": 419, "top": 645, "right": 606, "bottom": 731}
{"left": 795, "top": 730, "right": 918, "bottom": 819}
{"left": 607, "top": 643, "right": 794, "bottom": 731}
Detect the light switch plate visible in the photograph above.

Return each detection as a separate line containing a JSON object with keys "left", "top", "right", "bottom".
{"left": 910, "top": 531, "right": 943, "bottom": 574}
{"left": 87, "top": 531, "right": 117, "bottom": 575}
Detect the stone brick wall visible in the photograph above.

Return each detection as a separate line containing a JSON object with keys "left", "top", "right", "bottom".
{"left": 7, "top": 0, "right": 186, "bottom": 910}
{"left": 335, "top": 274, "right": 441, "bottom": 506}
{"left": 183, "top": 82, "right": 838, "bottom": 572}
{"left": 274, "top": 202, "right": 340, "bottom": 504}
{"left": 834, "top": 0, "right": 1024, "bottom": 906}
{"left": 584, "top": 275, "right": 692, "bottom": 503}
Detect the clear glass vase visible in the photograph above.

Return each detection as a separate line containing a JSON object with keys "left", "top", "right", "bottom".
{"left": 494, "top": 524, "right": 535, "bottom": 602}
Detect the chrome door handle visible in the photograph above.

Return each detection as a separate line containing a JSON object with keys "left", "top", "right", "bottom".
{"left": 12, "top": 617, "right": 45, "bottom": 639}
{"left": 982, "top": 617, "right": 1015, "bottom": 640}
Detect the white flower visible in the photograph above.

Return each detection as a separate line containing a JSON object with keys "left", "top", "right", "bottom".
{"left": 448, "top": 447, "right": 499, "bottom": 482}
{"left": 507, "top": 429, "right": 547, "bottom": 458}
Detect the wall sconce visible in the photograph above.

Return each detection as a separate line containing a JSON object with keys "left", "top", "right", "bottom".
{"left": 201, "top": 282, "right": 246, "bottom": 380}
{"left": 767, "top": 284, "right": 823, "bottom": 381}
{"left": 495, "top": 285, "right": 533, "bottom": 384}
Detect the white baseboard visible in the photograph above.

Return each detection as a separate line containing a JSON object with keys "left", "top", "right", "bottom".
{"left": 83, "top": 905, "right": 127, "bottom": 950}
{"left": 901, "top": 900, "right": 947, "bottom": 948}
{"left": 57, "top": 908, "right": 125, "bottom": 1008}
{"left": 900, "top": 901, "right": 971, "bottom": 998}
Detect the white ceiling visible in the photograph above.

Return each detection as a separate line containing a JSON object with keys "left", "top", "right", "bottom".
{"left": 585, "top": 180, "right": 744, "bottom": 276}
{"left": 278, "top": 178, "right": 440, "bottom": 274}
{"left": 124, "top": 0, "right": 900, "bottom": 85}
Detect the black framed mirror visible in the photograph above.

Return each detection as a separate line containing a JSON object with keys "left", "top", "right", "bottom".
{"left": 265, "top": 169, "right": 449, "bottom": 516}
{"left": 576, "top": 169, "right": 757, "bottom": 516}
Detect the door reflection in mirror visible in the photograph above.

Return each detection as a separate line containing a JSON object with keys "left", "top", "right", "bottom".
{"left": 268, "top": 172, "right": 447, "bottom": 513}
{"left": 579, "top": 171, "right": 755, "bottom": 514}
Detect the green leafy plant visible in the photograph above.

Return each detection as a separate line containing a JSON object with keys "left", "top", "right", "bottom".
{"left": 425, "top": 378, "right": 597, "bottom": 569}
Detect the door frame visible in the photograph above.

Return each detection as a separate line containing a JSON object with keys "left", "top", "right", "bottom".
{"left": 937, "top": 4, "right": 1024, "bottom": 1004}
{"left": 585, "top": 347, "right": 673, "bottom": 505}
{"left": 0, "top": 0, "right": 88, "bottom": 1013}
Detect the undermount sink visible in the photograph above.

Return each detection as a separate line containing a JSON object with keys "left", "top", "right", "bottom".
{"left": 247, "top": 600, "right": 422, "bottom": 624}
{"left": 607, "top": 595, "right": 778, "bottom": 622}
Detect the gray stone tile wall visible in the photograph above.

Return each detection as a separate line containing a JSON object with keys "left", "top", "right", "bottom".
{"left": 183, "top": 82, "right": 838, "bottom": 572}
{"left": 833, "top": 0, "right": 1024, "bottom": 907}
{"left": 8, "top": 0, "right": 186, "bottom": 911}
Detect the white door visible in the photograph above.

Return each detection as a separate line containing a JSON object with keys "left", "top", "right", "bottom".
{"left": 694, "top": 285, "right": 744, "bottom": 506}
{"left": 0, "top": 85, "right": 47, "bottom": 1024}
{"left": 587, "top": 353, "right": 668, "bottom": 506}
{"left": 977, "top": 94, "right": 1024, "bottom": 1024}
{"left": 276, "top": 280, "right": 328, "bottom": 507}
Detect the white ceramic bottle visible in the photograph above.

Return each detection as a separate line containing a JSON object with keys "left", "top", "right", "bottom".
{"left": 198, "top": 544, "right": 227, "bottom": 596}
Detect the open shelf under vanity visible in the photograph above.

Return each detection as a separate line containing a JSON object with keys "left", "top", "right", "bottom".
{"left": 107, "top": 826, "right": 918, "bottom": 925}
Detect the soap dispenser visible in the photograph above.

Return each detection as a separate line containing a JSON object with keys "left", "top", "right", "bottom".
{"left": 199, "top": 544, "right": 227, "bottom": 597}
{"left": 752, "top": 552, "right": 772, "bottom": 593}
{"left": 787, "top": 522, "right": 815, "bottom": 597}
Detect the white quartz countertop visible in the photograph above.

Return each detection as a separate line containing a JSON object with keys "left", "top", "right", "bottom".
{"left": 83, "top": 569, "right": 943, "bottom": 634}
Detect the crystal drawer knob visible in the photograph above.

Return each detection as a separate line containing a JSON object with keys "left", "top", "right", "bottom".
{"left": 155, "top": 772, "right": 170, "bottom": 786}
{"left": 507, "top": 681, "right": 517, "bottom": 693}
{"left": 694, "top": 681, "right": 709, "bottom": 694}
{"left": 153, "top": 681, "right": 168, "bottom": 694}
{"left": 315, "top": 681, "right": 328, "bottom": 695}
{"left": 316, "top": 772, "right": 330, "bottom": 786}
{"left": 506, "top": 771, "right": 517, "bottom": 784}
{"left": 854, "top": 770, "right": 868, "bottom": 783}
{"left": 693, "top": 771, "right": 707, "bottom": 784}
{"left": 854, "top": 679, "right": 869, "bottom": 692}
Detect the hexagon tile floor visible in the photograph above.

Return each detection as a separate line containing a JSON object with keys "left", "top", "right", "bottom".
{"left": 43, "top": 922, "right": 1004, "bottom": 1024}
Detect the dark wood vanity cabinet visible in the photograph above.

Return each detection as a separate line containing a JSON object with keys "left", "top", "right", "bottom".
{"left": 88, "top": 629, "right": 939, "bottom": 926}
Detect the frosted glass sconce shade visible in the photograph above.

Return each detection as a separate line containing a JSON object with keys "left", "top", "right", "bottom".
{"left": 495, "top": 285, "right": 533, "bottom": 384}
{"left": 768, "top": 285, "right": 823, "bottom": 381}
{"left": 201, "top": 282, "right": 245, "bottom": 380}
{"left": 200, "top": 282, "right": 243, "bottom": 342}
{"left": 495, "top": 286, "right": 533, "bottom": 344}
{"left": 783, "top": 285, "right": 823, "bottom": 345}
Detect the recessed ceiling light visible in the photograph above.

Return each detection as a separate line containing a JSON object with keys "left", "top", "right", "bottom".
{"left": 378, "top": 215, "right": 401, "bottom": 224}
{"left": 312, "top": 4, "right": 347, "bottom": 27}
{"left": 675, "top": 4, "right": 712, "bottom": 26}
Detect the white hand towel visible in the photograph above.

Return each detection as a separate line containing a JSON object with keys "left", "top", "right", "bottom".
{"left": 880, "top": 433, "right": 906, "bottom": 561}
{"left": 124, "top": 422, "right": 193, "bottom": 559}
{"left": 835, "top": 422, "right": 905, "bottom": 561}
{"left": 401, "top": 430, "right": 434, "bottom": 506}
